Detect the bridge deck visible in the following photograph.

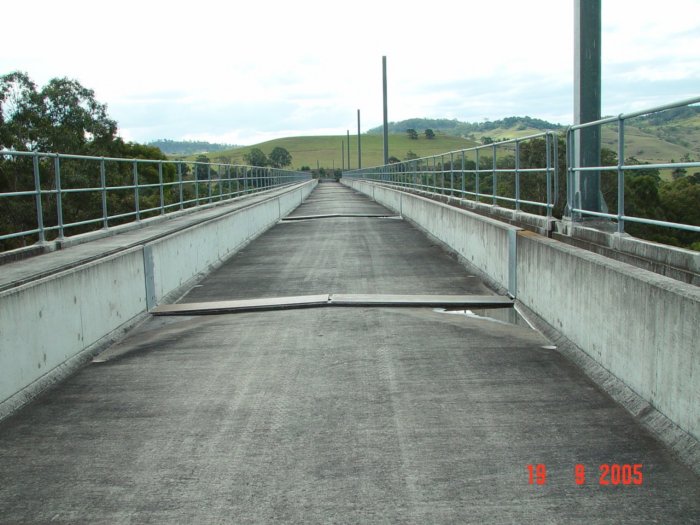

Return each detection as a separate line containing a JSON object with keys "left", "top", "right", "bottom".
{"left": 0, "top": 183, "right": 698, "bottom": 523}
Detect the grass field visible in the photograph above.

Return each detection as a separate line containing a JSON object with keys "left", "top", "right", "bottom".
{"left": 176, "top": 118, "right": 699, "bottom": 178}
{"left": 180, "top": 133, "right": 479, "bottom": 170}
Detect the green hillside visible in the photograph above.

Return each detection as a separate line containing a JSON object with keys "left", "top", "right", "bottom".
{"left": 178, "top": 133, "right": 478, "bottom": 170}
{"left": 171, "top": 109, "right": 699, "bottom": 174}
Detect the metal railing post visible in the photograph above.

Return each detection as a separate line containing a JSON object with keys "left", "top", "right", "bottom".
{"left": 492, "top": 144, "right": 497, "bottom": 206}
{"left": 461, "top": 151, "right": 465, "bottom": 198}
{"left": 475, "top": 149, "right": 480, "bottom": 202}
{"left": 617, "top": 117, "right": 626, "bottom": 234}
{"left": 133, "top": 160, "right": 140, "bottom": 221}
{"left": 566, "top": 128, "right": 575, "bottom": 217}
{"left": 158, "top": 161, "right": 165, "bottom": 215}
{"left": 177, "top": 162, "right": 184, "bottom": 210}
{"left": 54, "top": 155, "right": 64, "bottom": 239}
{"left": 195, "top": 164, "right": 200, "bottom": 205}
{"left": 545, "top": 134, "right": 552, "bottom": 219}
{"left": 100, "top": 158, "right": 108, "bottom": 229}
{"left": 515, "top": 140, "right": 521, "bottom": 212}
{"left": 207, "top": 165, "right": 212, "bottom": 203}
{"left": 32, "top": 153, "right": 45, "bottom": 243}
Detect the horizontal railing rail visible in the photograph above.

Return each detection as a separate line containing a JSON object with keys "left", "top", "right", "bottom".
{"left": 0, "top": 150, "right": 310, "bottom": 249}
{"left": 566, "top": 96, "right": 700, "bottom": 234}
{"left": 345, "top": 131, "right": 559, "bottom": 219}
{"left": 346, "top": 97, "right": 700, "bottom": 240}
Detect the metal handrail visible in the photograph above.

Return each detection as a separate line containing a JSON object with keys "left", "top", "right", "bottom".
{"left": 0, "top": 150, "right": 311, "bottom": 248}
{"left": 566, "top": 96, "right": 700, "bottom": 234}
{"left": 345, "top": 130, "right": 559, "bottom": 217}
{"left": 346, "top": 96, "right": 700, "bottom": 238}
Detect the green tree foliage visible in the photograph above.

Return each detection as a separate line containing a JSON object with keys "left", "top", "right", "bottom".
{"left": 406, "top": 129, "right": 418, "bottom": 140}
{"left": 195, "top": 154, "right": 211, "bottom": 180}
{"left": 424, "top": 129, "right": 435, "bottom": 140}
{"left": 268, "top": 147, "right": 292, "bottom": 168}
{"left": 0, "top": 71, "right": 117, "bottom": 154}
{"left": 244, "top": 148, "right": 268, "bottom": 167}
{"left": 0, "top": 72, "right": 178, "bottom": 250}
{"left": 404, "top": 150, "right": 418, "bottom": 160}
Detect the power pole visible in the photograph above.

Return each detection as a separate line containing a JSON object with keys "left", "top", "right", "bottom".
{"left": 347, "top": 130, "right": 351, "bottom": 170}
{"left": 382, "top": 56, "right": 389, "bottom": 165}
{"left": 573, "top": 0, "right": 602, "bottom": 217}
{"left": 341, "top": 141, "right": 345, "bottom": 171}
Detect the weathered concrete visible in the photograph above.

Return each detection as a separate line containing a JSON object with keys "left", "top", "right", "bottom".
{"left": 0, "top": 182, "right": 698, "bottom": 523}
{"left": 0, "top": 181, "right": 316, "bottom": 420}
{"left": 336, "top": 180, "right": 519, "bottom": 294}
{"left": 516, "top": 230, "right": 700, "bottom": 443}
{"left": 344, "top": 179, "right": 700, "bottom": 466}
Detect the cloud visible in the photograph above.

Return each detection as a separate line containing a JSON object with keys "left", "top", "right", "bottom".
{"left": 2, "top": 0, "right": 698, "bottom": 145}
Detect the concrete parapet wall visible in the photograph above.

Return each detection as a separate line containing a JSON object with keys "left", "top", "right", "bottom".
{"left": 0, "top": 180, "right": 316, "bottom": 420}
{"left": 517, "top": 231, "right": 700, "bottom": 441}
{"left": 344, "top": 179, "right": 699, "bottom": 445}
{"left": 0, "top": 248, "right": 147, "bottom": 412}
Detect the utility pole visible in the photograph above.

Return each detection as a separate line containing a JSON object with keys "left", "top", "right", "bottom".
{"left": 382, "top": 56, "right": 389, "bottom": 165}
{"left": 347, "top": 130, "right": 351, "bottom": 170}
{"left": 357, "top": 109, "right": 362, "bottom": 169}
{"left": 573, "top": 0, "right": 602, "bottom": 217}
{"left": 342, "top": 141, "right": 345, "bottom": 171}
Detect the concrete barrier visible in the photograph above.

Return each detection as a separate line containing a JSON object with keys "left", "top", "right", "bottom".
{"left": 0, "top": 180, "right": 316, "bottom": 420}
{"left": 517, "top": 231, "right": 700, "bottom": 441}
{"left": 344, "top": 179, "right": 700, "bottom": 449}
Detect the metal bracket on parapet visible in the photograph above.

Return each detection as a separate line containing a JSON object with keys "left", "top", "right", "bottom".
{"left": 143, "top": 244, "right": 157, "bottom": 311}
{"left": 508, "top": 230, "right": 517, "bottom": 299}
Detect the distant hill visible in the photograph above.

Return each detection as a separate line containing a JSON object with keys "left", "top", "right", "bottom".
{"left": 367, "top": 116, "right": 564, "bottom": 137}
{"left": 147, "top": 139, "right": 239, "bottom": 156}
{"left": 179, "top": 133, "right": 479, "bottom": 169}
{"left": 163, "top": 109, "right": 698, "bottom": 173}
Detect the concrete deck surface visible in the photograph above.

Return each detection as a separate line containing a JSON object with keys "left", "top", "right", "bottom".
{"left": 0, "top": 183, "right": 698, "bottom": 524}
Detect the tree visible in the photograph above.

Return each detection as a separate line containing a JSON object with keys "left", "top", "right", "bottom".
{"left": 244, "top": 148, "right": 268, "bottom": 167}
{"left": 424, "top": 128, "right": 435, "bottom": 139}
{"left": 0, "top": 71, "right": 117, "bottom": 154}
{"left": 388, "top": 156, "right": 401, "bottom": 164}
{"left": 268, "top": 146, "right": 292, "bottom": 168}
{"left": 404, "top": 150, "right": 418, "bottom": 160}
{"left": 406, "top": 129, "right": 418, "bottom": 140}
{"left": 195, "top": 154, "right": 211, "bottom": 180}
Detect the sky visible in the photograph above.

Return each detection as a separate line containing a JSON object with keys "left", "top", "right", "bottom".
{"left": 2, "top": 0, "right": 699, "bottom": 145}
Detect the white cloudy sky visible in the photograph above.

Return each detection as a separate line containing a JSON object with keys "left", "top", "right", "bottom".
{"left": 2, "top": 0, "right": 699, "bottom": 145}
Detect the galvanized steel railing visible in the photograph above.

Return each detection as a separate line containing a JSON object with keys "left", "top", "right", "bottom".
{"left": 566, "top": 96, "right": 700, "bottom": 234}
{"left": 0, "top": 150, "right": 310, "bottom": 248}
{"left": 345, "top": 131, "right": 560, "bottom": 218}
{"left": 346, "top": 97, "right": 700, "bottom": 237}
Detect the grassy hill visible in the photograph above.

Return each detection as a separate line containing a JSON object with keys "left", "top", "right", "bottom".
{"left": 170, "top": 109, "right": 699, "bottom": 175}
{"left": 178, "top": 133, "right": 479, "bottom": 170}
